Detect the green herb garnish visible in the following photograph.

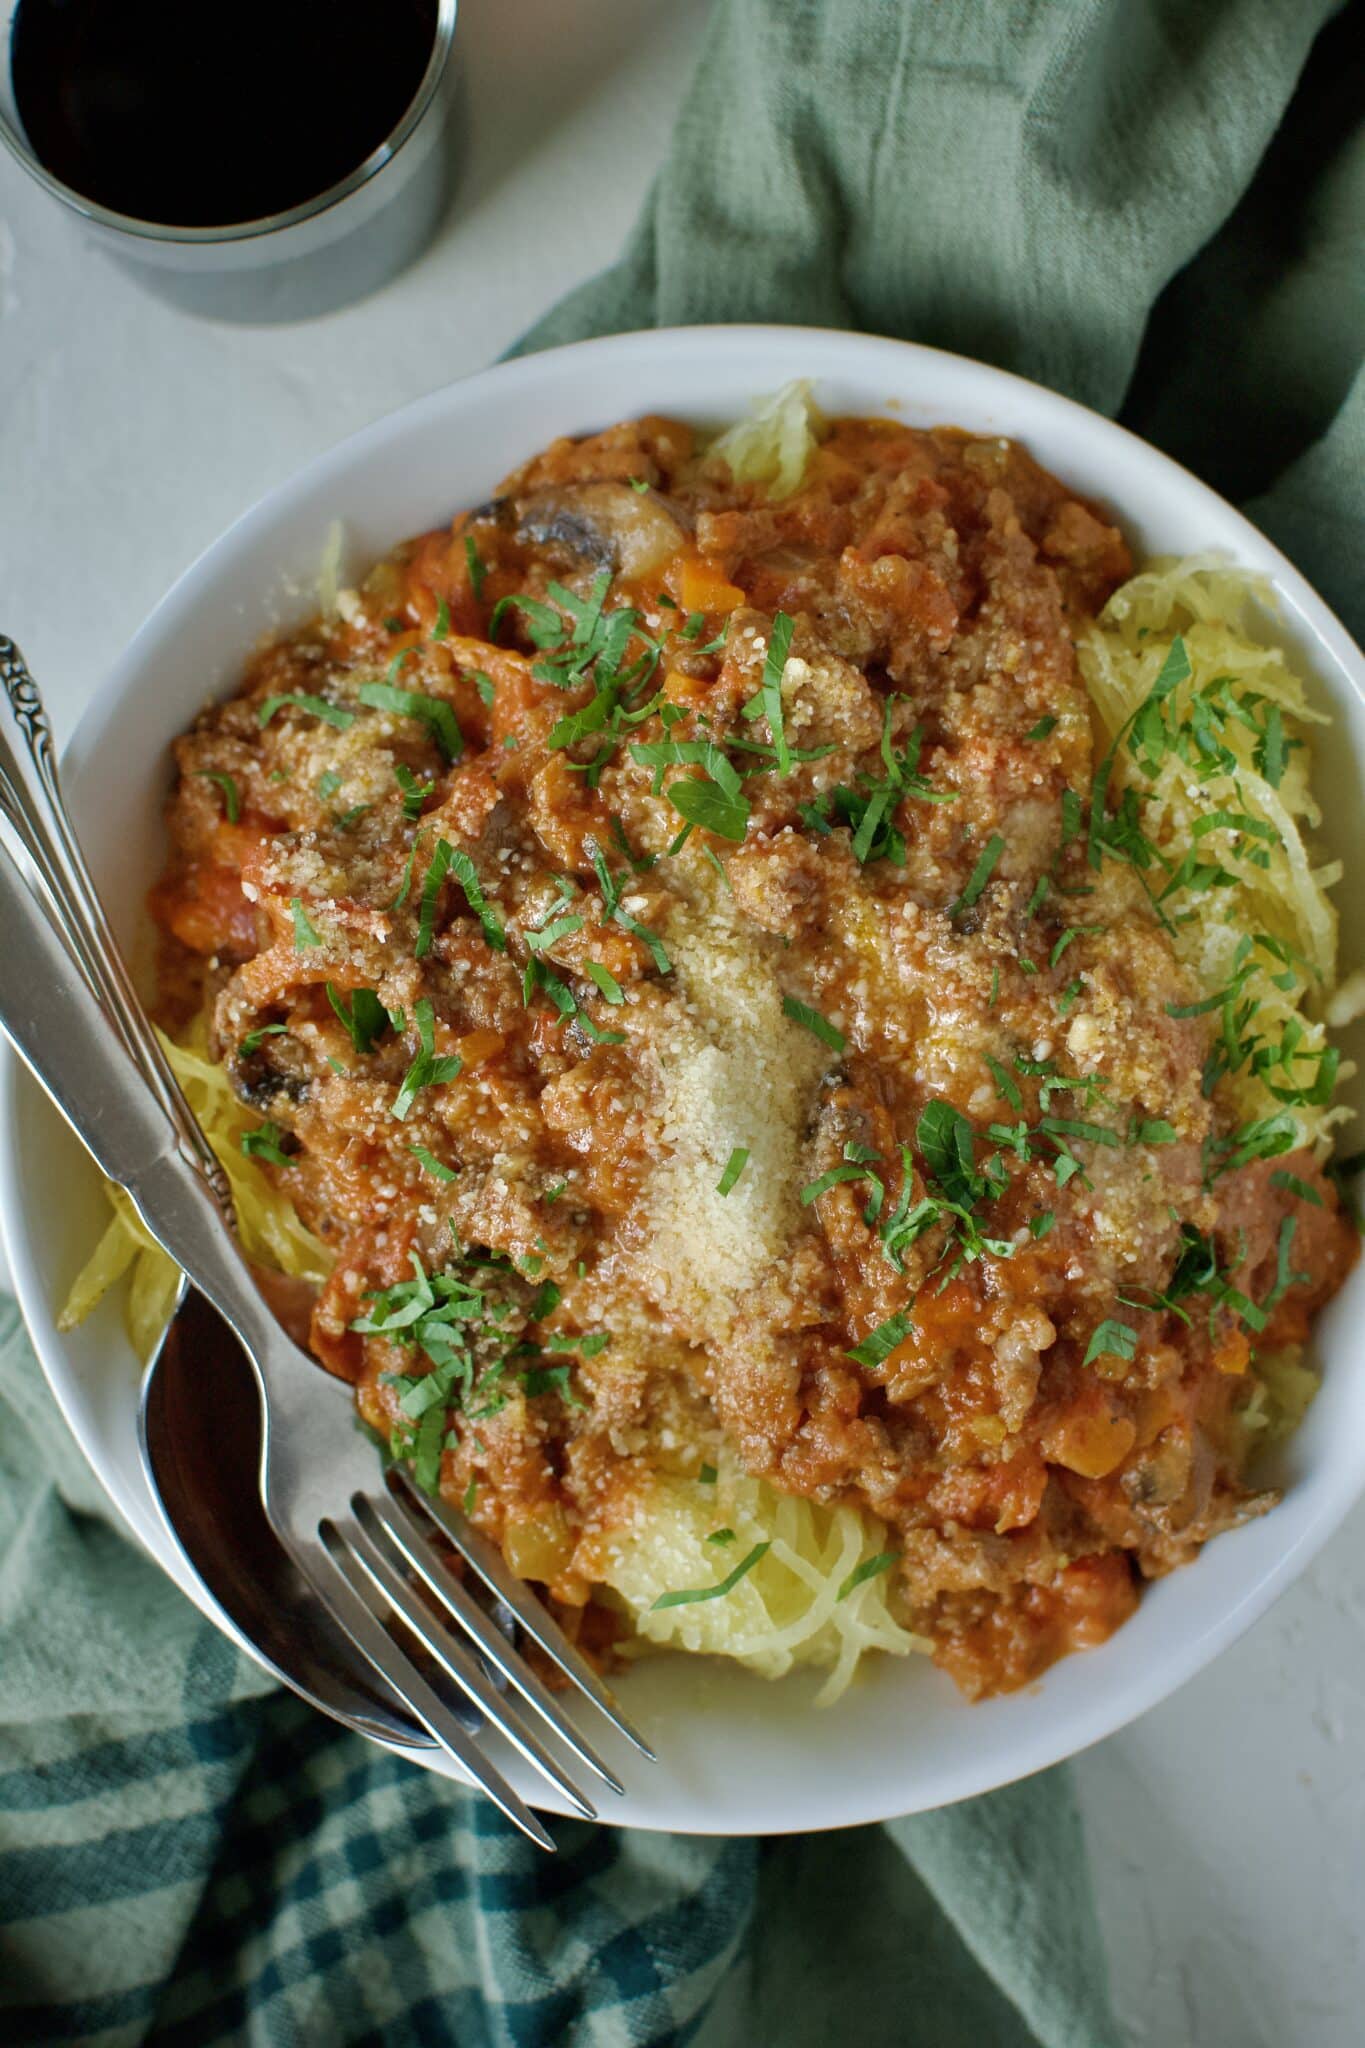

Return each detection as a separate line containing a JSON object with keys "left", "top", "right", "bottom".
{"left": 650, "top": 1541, "right": 771, "bottom": 1610}
{"left": 289, "top": 899, "right": 322, "bottom": 951}
{"left": 359, "top": 675, "right": 463, "bottom": 763}
{"left": 847, "top": 1310, "right": 914, "bottom": 1369}
{"left": 409, "top": 1144, "right": 458, "bottom": 1183}
{"left": 393, "top": 764, "right": 433, "bottom": 820}
{"left": 326, "top": 984, "right": 392, "bottom": 1056}
{"left": 837, "top": 1551, "right": 899, "bottom": 1601}
{"left": 239, "top": 1023, "right": 288, "bottom": 1055}
{"left": 392, "top": 997, "right": 462, "bottom": 1120}
{"left": 1083, "top": 1319, "right": 1138, "bottom": 1368}
{"left": 241, "top": 1120, "right": 292, "bottom": 1167}
{"left": 258, "top": 692, "right": 355, "bottom": 731}
{"left": 584, "top": 961, "right": 624, "bottom": 1004}
{"left": 948, "top": 834, "right": 1004, "bottom": 919}
{"left": 194, "top": 770, "right": 241, "bottom": 823}
{"left": 782, "top": 996, "right": 845, "bottom": 1052}
{"left": 716, "top": 1147, "right": 750, "bottom": 1196}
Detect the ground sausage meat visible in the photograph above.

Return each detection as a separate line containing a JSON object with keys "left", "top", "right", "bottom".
{"left": 150, "top": 413, "right": 1357, "bottom": 1699}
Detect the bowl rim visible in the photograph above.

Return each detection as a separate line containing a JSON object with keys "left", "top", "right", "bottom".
{"left": 3, "top": 322, "right": 1364, "bottom": 1832}
{"left": 0, "top": 0, "right": 458, "bottom": 246}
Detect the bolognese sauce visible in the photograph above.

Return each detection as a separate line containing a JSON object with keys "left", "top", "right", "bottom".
{"left": 150, "top": 411, "right": 1356, "bottom": 1699}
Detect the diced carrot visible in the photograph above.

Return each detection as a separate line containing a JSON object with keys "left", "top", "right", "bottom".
{"left": 1213, "top": 1330, "right": 1251, "bottom": 1376}
{"left": 1047, "top": 1409, "right": 1137, "bottom": 1480}
{"left": 672, "top": 553, "right": 746, "bottom": 615}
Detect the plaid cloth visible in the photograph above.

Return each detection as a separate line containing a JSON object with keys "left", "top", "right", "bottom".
{"left": 4, "top": 2, "right": 1363, "bottom": 2040}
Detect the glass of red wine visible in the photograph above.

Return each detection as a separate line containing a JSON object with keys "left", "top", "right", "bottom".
{"left": 0, "top": 0, "right": 457, "bottom": 320}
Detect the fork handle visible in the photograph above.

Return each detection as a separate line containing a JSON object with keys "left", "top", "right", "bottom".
{"left": 0, "top": 632, "right": 233, "bottom": 1217}
{"left": 0, "top": 840, "right": 282, "bottom": 1377}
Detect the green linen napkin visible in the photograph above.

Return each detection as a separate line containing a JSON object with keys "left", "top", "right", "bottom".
{"left": 3, "top": 2, "right": 1361, "bottom": 2041}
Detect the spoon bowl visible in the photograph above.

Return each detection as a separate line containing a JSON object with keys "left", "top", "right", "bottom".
{"left": 138, "top": 1281, "right": 434, "bottom": 1749}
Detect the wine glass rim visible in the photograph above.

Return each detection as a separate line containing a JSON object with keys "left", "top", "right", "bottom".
{"left": 0, "top": 0, "right": 457, "bottom": 245}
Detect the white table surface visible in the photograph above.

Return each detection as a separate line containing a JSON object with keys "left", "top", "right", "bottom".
{"left": 2, "top": 3, "right": 1362, "bottom": 2039}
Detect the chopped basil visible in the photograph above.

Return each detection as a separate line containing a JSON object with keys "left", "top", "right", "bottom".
{"left": 1083, "top": 1318, "right": 1137, "bottom": 1368}
{"left": 716, "top": 1146, "right": 750, "bottom": 1196}
{"left": 258, "top": 692, "right": 355, "bottom": 731}
{"left": 584, "top": 961, "right": 624, "bottom": 1004}
{"left": 782, "top": 996, "right": 845, "bottom": 1052}
{"left": 650, "top": 1541, "right": 770, "bottom": 1610}
{"left": 388, "top": 828, "right": 426, "bottom": 912}
{"left": 393, "top": 764, "right": 433, "bottom": 820}
{"left": 707, "top": 1528, "right": 737, "bottom": 1546}
{"left": 433, "top": 596, "right": 451, "bottom": 642}
{"left": 917, "top": 1101, "right": 981, "bottom": 1207}
{"left": 239, "top": 1022, "right": 288, "bottom": 1055}
{"left": 289, "top": 899, "right": 322, "bottom": 951}
{"left": 1260, "top": 1214, "right": 1309, "bottom": 1316}
{"left": 1025, "top": 715, "right": 1058, "bottom": 741}
{"left": 412, "top": 1405, "right": 446, "bottom": 1493}
{"left": 802, "top": 1162, "right": 873, "bottom": 1206}
{"left": 241, "top": 1120, "right": 292, "bottom": 1167}
{"left": 1049, "top": 925, "right": 1104, "bottom": 968}
{"left": 392, "top": 997, "right": 462, "bottom": 1121}
{"left": 577, "top": 1013, "right": 626, "bottom": 1046}
{"left": 358, "top": 677, "right": 463, "bottom": 763}
{"left": 520, "top": 1364, "right": 587, "bottom": 1407}
{"left": 837, "top": 1551, "right": 899, "bottom": 1601}
{"left": 409, "top": 1144, "right": 458, "bottom": 1183}
{"left": 1270, "top": 1169, "right": 1323, "bottom": 1208}
{"left": 948, "top": 833, "right": 1004, "bottom": 918}
{"left": 1028, "top": 1210, "right": 1055, "bottom": 1239}
{"left": 1254, "top": 702, "right": 1287, "bottom": 787}
{"left": 1128, "top": 1117, "right": 1179, "bottom": 1147}
{"left": 668, "top": 775, "right": 751, "bottom": 841}
{"left": 194, "top": 769, "right": 241, "bottom": 823}
{"left": 448, "top": 843, "right": 507, "bottom": 953}
{"left": 1204, "top": 1110, "right": 1297, "bottom": 1181}
{"left": 985, "top": 1056, "right": 1022, "bottom": 1111}
{"left": 474, "top": 671, "right": 496, "bottom": 705}
{"left": 749, "top": 611, "right": 795, "bottom": 775}
{"left": 464, "top": 535, "right": 487, "bottom": 601}
{"left": 543, "top": 1330, "right": 611, "bottom": 1358}
{"left": 698, "top": 1463, "right": 718, "bottom": 1485}
{"left": 847, "top": 1310, "right": 913, "bottom": 1369}
{"left": 612, "top": 902, "right": 671, "bottom": 975}
{"left": 326, "top": 984, "right": 392, "bottom": 1056}
{"left": 525, "top": 913, "right": 584, "bottom": 954}
{"left": 317, "top": 770, "right": 344, "bottom": 802}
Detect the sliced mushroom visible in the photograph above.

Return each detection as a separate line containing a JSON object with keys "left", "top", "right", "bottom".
{"left": 513, "top": 482, "right": 691, "bottom": 580}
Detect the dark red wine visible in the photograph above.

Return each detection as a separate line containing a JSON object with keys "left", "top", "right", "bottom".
{"left": 11, "top": 0, "right": 439, "bottom": 228}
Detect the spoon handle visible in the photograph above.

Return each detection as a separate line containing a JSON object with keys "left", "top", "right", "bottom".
{"left": 0, "top": 632, "right": 234, "bottom": 1220}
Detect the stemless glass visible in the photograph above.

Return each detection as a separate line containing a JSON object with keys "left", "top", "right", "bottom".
{"left": 0, "top": 0, "right": 458, "bottom": 320}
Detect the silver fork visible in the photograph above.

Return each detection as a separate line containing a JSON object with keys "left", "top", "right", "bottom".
{"left": 0, "top": 651, "right": 652, "bottom": 1849}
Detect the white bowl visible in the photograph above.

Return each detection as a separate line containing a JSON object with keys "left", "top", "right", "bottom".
{"left": 3, "top": 326, "right": 1363, "bottom": 1835}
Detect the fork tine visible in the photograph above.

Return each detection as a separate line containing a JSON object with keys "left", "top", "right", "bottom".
{"left": 334, "top": 1508, "right": 599, "bottom": 1821}
{"left": 292, "top": 1530, "right": 555, "bottom": 1851}
{"left": 359, "top": 1491, "right": 625, "bottom": 1796}
{"left": 391, "top": 1468, "right": 656, "bottom": 1760}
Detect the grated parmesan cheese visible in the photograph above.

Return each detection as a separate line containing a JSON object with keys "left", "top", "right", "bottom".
{"left": 637, "top": 860, "right": 826, "bottom": 1341}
